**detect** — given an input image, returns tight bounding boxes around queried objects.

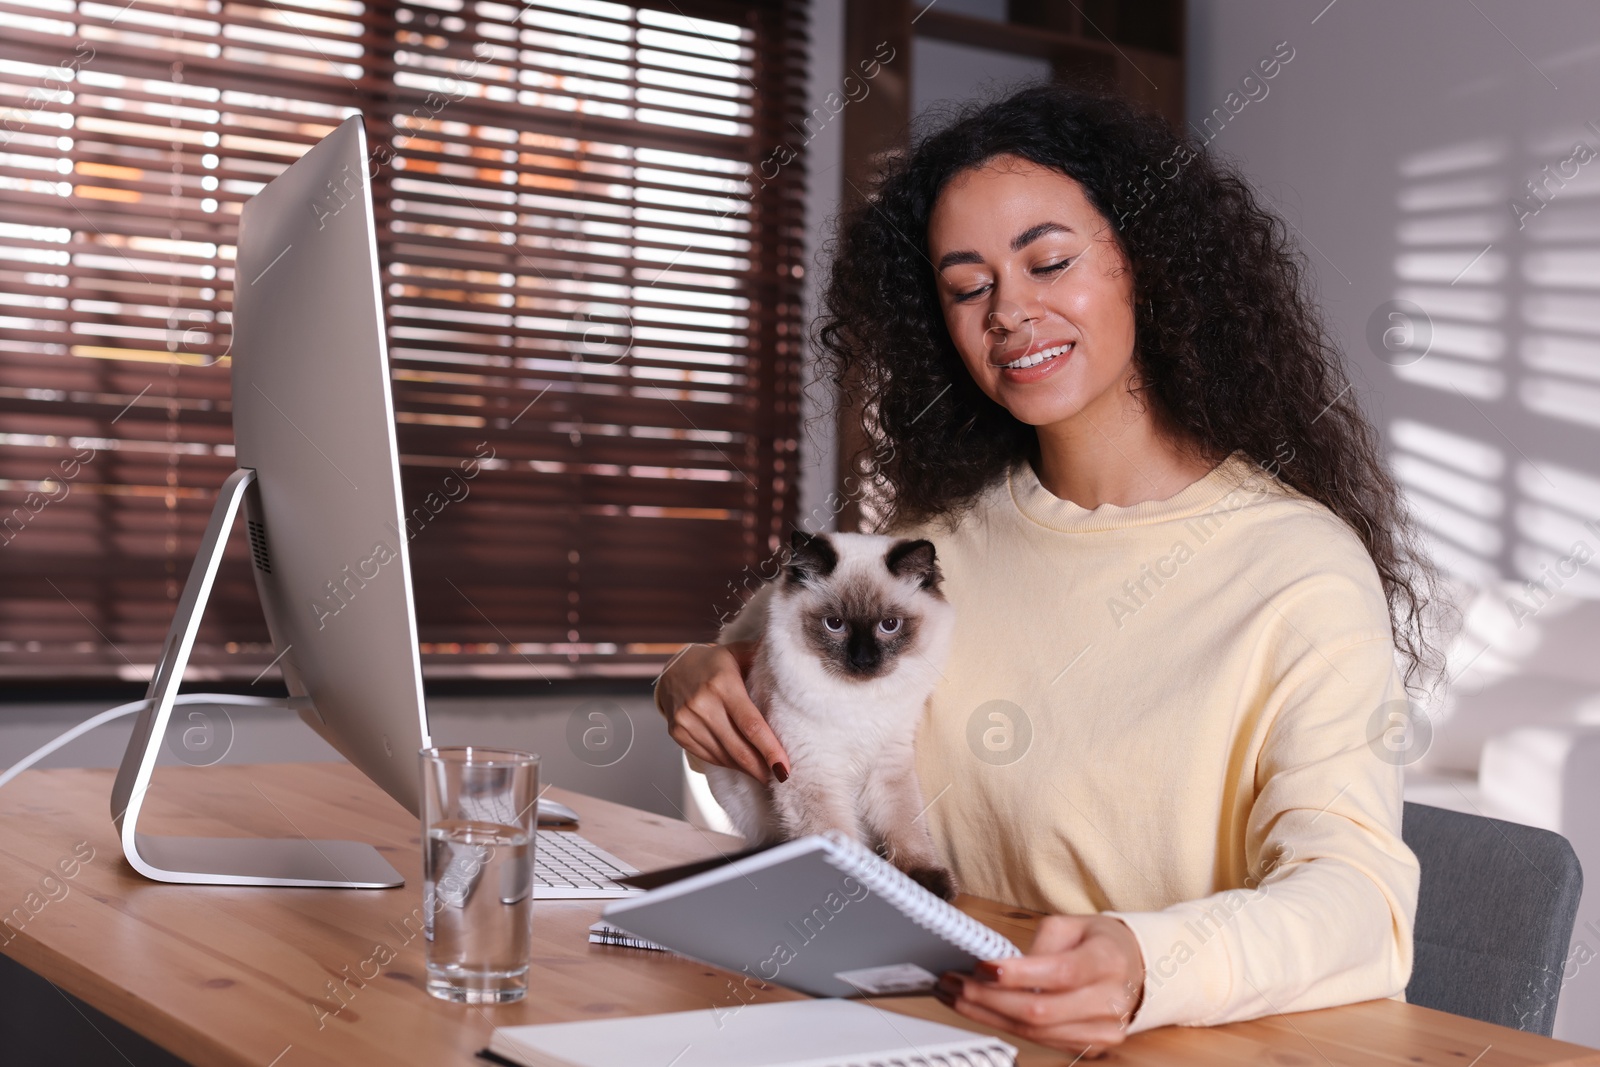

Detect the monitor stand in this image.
[109,467,404,888]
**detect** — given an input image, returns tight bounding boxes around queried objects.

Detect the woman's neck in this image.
[1031,402,1217,510]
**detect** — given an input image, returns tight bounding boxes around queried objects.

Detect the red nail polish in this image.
[772,762,789,783]
[974,960,1002,981]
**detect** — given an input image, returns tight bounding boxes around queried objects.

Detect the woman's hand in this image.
[654,641,791,783]
[935,915,1146,1056]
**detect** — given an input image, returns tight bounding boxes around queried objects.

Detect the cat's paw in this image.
[906,865,958,901]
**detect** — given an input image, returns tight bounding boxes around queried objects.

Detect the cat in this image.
[705,530,959,900]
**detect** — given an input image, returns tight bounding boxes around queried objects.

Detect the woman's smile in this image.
[993,339,1075,378]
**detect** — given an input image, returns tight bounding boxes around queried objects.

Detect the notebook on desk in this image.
[600,831,1021,998]
[482,998,1018,1067]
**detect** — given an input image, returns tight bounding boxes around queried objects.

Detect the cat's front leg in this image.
[860,762,958,900]
[769,772,865,845]
[703,764,781,846]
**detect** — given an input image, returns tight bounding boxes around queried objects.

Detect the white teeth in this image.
[1001,343,1072,370]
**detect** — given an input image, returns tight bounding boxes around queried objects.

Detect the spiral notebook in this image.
[600,831,1021,998]
[483,998,1017,1067]
[586,919,667,952]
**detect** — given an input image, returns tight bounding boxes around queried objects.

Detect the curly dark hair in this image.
[815,83,1438,685]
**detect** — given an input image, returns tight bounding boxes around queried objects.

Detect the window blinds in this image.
[0,0,808,680]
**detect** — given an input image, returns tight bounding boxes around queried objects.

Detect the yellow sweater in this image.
[895,453,1418,1032]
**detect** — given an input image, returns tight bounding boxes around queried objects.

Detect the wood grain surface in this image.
[0,762,1595,1067]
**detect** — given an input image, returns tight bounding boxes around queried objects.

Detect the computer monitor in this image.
[109,115,430,888]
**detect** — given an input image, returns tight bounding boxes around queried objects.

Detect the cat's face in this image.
[782,532,945,680]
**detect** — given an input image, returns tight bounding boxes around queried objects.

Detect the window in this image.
[0,0,808,681]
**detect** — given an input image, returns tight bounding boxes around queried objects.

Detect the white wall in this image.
[1189,0,1600,1044]
[1188,0,1600,599]
[0,694,684,817]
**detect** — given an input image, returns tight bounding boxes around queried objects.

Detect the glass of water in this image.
[420,746,540,1004]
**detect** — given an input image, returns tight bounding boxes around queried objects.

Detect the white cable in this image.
[0,693,287,790]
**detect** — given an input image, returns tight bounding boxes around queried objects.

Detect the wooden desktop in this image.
[1,761,1596,1067]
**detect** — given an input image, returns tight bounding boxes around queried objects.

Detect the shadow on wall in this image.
[1380,71,1600,1050]
[1384,126,1600,756]
[1381,133,1600,599]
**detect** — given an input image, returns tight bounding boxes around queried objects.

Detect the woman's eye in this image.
[823,616,845,633]
[878,618,901,634]
[950,262,1068,303]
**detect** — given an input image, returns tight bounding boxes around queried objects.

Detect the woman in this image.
[654,84,1434,1055]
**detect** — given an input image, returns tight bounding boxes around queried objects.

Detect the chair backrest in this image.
[1403,801,1583,1035]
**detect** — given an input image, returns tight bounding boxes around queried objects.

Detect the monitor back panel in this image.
[231,115,429,815]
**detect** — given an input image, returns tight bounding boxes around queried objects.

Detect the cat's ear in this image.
[885,538,943,593]
[785,530,839,587]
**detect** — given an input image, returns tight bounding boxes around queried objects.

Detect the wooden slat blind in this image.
[0,0,808,681]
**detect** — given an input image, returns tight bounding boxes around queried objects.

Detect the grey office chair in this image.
[1402,801,1583,1035]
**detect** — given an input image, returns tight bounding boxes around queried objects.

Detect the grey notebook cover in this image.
[600,832,1020,998]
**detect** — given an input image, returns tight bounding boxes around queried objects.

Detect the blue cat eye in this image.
[823,616,845,633]
[879,618,901,634]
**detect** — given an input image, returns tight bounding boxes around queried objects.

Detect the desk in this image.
[1,762,1596,1067]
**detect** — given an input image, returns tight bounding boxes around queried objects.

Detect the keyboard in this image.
[535,830,641,899]
[450,790,642,900]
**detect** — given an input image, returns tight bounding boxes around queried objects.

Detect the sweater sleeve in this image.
[1102,631,1420,1033]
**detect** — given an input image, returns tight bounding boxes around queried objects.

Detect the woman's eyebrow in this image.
[934,221,1075,272]
[1010,220,1073,250]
